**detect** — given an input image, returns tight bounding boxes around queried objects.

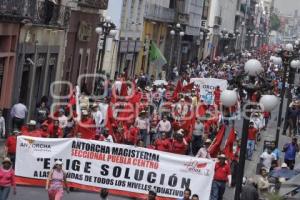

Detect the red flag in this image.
[182,82,194,92]
[172,80,183,101]
[120,82,128,97]
[208,125,226,158]
[129,91,142,104]
[223,127,236,160]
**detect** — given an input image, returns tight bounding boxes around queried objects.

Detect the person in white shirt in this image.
[91,103,103,134]
[196,139,212,159]
[0,109,5,138]
[11,102,27,130]
[192,118,204,155]
[99,99,108,126]
[135,111,150,145]
[100,129,114,143]
[58,109,68,130]
[260,148,275,172]
[156,115,171,139]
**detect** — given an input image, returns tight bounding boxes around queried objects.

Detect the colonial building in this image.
[1,0,71,122]
[62,0,108,94]
[117,0,144,78]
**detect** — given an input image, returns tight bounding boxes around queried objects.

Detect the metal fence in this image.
[0,0,70,27]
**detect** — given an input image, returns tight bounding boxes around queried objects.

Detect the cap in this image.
[2,157,12,165]
[28,120,37,126]
[205,139,212,143]
[92,103,98,108]
[281,163,288,168]
[218,154,226,159]
[55,160,63,165]
[13,129,21,134]
[82,110,88,115]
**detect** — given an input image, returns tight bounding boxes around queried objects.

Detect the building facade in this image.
[116,0,145,78]
[62,0,108,94]
[1,0,71,122]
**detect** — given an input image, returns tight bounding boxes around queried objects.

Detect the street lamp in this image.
[95,16,116,74]
[168,23,185,78]
[221,59,278,200]
[274,40,300,146]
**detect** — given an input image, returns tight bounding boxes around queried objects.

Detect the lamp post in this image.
[169,23,185,74]
[167,23,184,79]
[273,42,300,146]
[200,28,210,60]
[95,16,117,74]
[221,59,278,200]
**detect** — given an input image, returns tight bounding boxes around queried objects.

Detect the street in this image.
[3,104,299,200]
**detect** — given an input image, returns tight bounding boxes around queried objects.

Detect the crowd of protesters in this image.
[1,47,300,200]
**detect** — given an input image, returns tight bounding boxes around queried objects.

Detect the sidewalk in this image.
[223,108,300,199]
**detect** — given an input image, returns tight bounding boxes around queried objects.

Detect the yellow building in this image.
[135,20,168,78]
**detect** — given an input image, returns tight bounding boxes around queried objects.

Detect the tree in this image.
[270,14,281,31]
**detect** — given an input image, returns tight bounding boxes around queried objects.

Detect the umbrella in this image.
[269,169,299,179]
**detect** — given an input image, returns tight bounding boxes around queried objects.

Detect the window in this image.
[169,0,175,8]
[0,58,4,97]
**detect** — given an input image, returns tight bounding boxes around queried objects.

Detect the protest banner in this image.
[190,78,228,96]
[15,136,215,199]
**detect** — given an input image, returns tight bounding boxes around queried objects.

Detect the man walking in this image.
[283,137,299,170]
[210,154,231,200]
[11,101,27,130]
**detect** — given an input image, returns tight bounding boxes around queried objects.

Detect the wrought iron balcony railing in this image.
[0,0,71,28]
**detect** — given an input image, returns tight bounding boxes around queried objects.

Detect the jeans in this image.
[139,129,148,146]
[0,186,10,200]
[12,117,24,130]
[284,159,295,170]
[247,140,255,160]
[191,135,203,156]
[210,180,226,200]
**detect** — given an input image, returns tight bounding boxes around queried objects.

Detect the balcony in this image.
[77,0,108,9]
[0,0,71,28]
[144,3,175,23]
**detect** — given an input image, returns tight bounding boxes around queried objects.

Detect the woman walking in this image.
[46,160,69,200]
[0,157,16,200]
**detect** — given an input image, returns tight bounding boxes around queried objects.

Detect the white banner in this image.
[15,136,215,199]
[190,78,228,96]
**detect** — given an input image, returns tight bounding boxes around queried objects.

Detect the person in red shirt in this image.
[154,132,171,152]
[48,120,63,138]
[24,120,42,137]
[76,110,96,139]
[113,127,124,144]
[5,130,20,168]
[124,125,139,145]
[171,131,187,155]
[247,122,258,160]
[40,123,49,138]
[210,154,231,200]
[214,86,221,107]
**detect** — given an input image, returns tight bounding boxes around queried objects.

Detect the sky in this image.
[106,0,122,28]
[274,0,300,15]
[106,0,300,26]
